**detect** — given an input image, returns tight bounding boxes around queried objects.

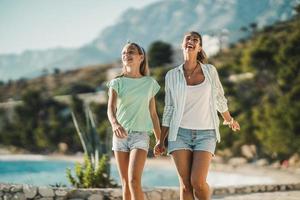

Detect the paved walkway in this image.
[213,191,300,200]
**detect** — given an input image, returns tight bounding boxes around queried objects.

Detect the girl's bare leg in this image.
[114,151,131,200]
[128,149,147,200]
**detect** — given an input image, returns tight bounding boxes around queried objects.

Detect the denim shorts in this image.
[168,127,217,155]
[112,130,150,152]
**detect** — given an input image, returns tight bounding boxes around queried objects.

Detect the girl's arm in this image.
[149,97,161,142]
[107,88,127,138]
[154,73,173,155]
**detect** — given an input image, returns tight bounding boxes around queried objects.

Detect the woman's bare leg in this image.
[171,150,194,200]
[128,149,147,200]
[190,151,212,200]
[114,151,131,200]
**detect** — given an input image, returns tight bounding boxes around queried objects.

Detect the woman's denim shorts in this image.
[112,130,150,152]
[168,127,217,155]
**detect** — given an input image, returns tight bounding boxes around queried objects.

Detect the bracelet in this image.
[223,117,234,126]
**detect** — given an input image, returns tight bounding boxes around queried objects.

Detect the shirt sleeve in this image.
[162,72,174,127]
[106,78,119,95]
[211,65,228,113]
[151,78,161,97]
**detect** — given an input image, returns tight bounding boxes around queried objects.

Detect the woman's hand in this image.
[112,122,128,138]
[154,140,166,157]
[231,120,240,131]
[223,118,240,132]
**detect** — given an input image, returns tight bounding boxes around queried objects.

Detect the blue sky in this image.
[0,0,160,54]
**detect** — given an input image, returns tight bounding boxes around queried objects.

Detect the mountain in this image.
[1,0,299,81]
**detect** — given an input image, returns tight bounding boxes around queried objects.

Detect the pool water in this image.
[0,160,274,187]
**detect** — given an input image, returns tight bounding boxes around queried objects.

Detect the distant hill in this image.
[0,63,114,102]
[0,0,299,81]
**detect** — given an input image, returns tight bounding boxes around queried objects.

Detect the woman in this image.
[107,42,161,200]
[154,31,240,200]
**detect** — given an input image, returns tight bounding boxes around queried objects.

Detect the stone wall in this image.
[1,182,300,200]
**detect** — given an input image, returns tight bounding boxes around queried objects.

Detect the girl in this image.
[107,42,161,200]
[154,31,240,200]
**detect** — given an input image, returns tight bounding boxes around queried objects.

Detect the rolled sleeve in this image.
[162,73,174,127]
[212,66,228,113]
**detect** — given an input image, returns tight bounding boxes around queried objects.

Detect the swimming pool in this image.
[0,157,274,187]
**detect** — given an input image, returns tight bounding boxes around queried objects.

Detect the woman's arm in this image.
[107,88,127,138]
[221,111,240,131]
[161,73,174,128]
[149,97,161,142]
[212,66,240,131]
[154,73,174,156]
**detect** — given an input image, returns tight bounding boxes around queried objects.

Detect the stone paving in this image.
[213,191,300,200]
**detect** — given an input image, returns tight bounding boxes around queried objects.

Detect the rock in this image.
[23,185,37,198]
[109,189,122,198]
[68,199,84,200]
[294,183,300,190]
[39,187,55,197]
[55,198,66,200]
[271,161,281,168]
[161,189,174,200]
[288,153,300,167]
[3,193,12,200]
[266,184,276,191]
[146,190,161,200]
[0,185,10,192]
[228,157,247,166]
[10,185,23,193]
[213,155,224,163]
[58,143,68,154]
[12,192,25,200]
[241,145,257,159]
[216,148,233,159]
[88,194,104,200]
[143,193,148,200]
[280,185,286,191]
[55,189,68,197]
[256,159,269,166]
[227,187,235,194]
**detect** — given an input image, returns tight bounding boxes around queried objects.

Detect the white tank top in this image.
[179,77,214,129]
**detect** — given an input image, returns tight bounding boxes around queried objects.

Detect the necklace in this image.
[184,63,198,79]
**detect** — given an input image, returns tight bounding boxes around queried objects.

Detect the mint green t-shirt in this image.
[107,76,160,133]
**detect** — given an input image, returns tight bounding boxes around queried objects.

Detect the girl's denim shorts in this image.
[112,130,150,152]
[168,127,217,155]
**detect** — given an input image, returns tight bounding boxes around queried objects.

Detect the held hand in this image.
[153,140,166,157]
[112,123,128,138]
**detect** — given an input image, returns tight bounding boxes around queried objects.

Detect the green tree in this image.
[148,41,173,67]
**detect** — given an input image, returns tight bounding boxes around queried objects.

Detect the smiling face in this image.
[182,32,202,55]
[121,44,144,68]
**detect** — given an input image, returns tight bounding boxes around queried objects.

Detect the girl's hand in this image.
[112,123,128,138]
[154,140,166,157]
